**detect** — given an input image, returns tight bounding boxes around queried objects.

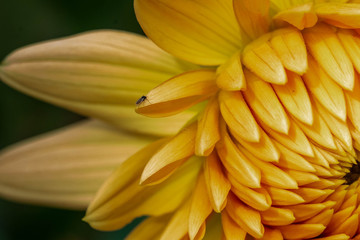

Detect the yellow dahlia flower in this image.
[2,0,360,239]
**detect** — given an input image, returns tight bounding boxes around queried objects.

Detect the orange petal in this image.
[285,203,328,222]
[266,186,305,206]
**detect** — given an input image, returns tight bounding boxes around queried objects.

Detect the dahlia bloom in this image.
[2,0,360,239]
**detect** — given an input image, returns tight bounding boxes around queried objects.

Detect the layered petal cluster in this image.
[3,0,360,240]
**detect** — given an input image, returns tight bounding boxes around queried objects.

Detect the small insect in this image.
[136,95,147,105]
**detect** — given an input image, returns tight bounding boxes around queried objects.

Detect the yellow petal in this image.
[273,2,318,30]
[219,90,261,142]
[266,186,305,205]
[259,228,283,240]
[221,211,247,240]
[0,30,196,135]
[242,36,287,85]
[304,209,334,226]
[285,203,327,222]
[272,71,313,125]
[303,55,346,121]
[294,103,336,150]
[228,174,272,211]
[195,96,220,156]
[239,146,298,189]
[278,224,326,239]
[0,120,150,210]
[274,141,316,172]
[338,29,360,74]
[233,0,270,39]
[234,127,280,162]
[284,169,320,186]
[226,193,264,238]
[217,125,261,188]
[291,188,334,203]
[262,119,314,157]
[160,200,191,240]
[126,215,171,240]
[303,24,354,91]
[270,27,308,74]
[261,207,295,226]
[345,72,360,133]
[316,2,360,28]
[84,144,201,231]
[315,100,352,151]
[136,69,218,117]
[141,123,197,185]
[331,213,359,237]
[134,0,244,65]
[204,152,231,213]
[216,52,246,91]
[189,173,213,240]
[243,70,289,134]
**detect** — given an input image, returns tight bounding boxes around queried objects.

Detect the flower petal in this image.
[0,30,196,136]
[216,52,246,91]
[233,0,270,39]
[243,70,289,134]
[140,123,197,185]
[226,193,264,238]
[261,207,295,226]
[242,35,287,85]
[126,215,171,240]
[316,2,360,29]
[303,24,354,91]
[217,124,261,188]
[219,90,261,142]
[134,0,245,65]
[195,96,221,156]
[278,224,326,239]
[303,55,346,121]
[272,71,313,125]
[0,120,149,210]
[270,27,308,74]
[204,152,231,213]
[136,69,218,117]
[84,148,202,231]
[189,173,213,240]
[273,2,318,30]
[221,211,247,240]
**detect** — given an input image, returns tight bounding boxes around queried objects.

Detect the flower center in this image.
[344,160,360,185]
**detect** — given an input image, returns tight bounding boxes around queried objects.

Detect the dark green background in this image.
[0,0,143,239]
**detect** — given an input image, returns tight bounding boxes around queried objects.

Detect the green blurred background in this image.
[0,0,143,239]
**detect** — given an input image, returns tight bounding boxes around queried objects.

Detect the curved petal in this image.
[0,30,196,136]
[0,120,152,210]
[134,0,245,65]
[84,141,202,231]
